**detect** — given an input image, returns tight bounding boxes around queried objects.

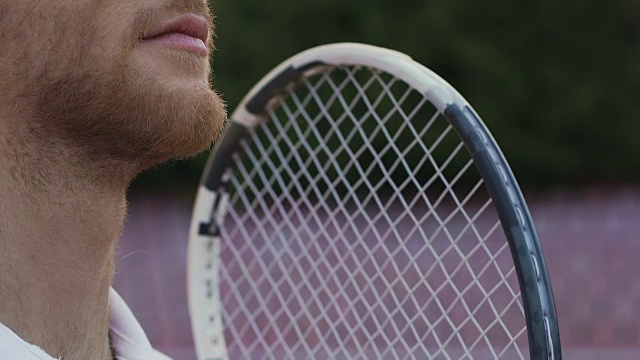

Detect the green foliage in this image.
[137,0,640,191]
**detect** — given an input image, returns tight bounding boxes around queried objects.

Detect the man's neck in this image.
[0,125,133,360]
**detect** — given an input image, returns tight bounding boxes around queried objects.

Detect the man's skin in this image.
[0,0,226,359]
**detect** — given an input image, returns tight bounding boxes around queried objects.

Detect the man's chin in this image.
[134,89,227,170]
[32,66,227,176]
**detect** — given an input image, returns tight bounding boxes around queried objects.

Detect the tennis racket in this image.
[188,43,561,360]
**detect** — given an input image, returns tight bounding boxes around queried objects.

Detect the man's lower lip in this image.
[142,32,208,56]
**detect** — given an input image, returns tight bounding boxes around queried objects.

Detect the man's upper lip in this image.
[141,14,209,43]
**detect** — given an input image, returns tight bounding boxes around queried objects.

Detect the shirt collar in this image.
[0,288,169,360]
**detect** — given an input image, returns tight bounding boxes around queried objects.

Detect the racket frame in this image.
[188,43,561,360]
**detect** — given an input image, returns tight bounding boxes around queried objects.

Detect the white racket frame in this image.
[187,43,560,360]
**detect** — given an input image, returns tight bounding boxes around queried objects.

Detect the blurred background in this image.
[115,0,640,358]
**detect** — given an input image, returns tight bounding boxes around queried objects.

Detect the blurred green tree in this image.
[132,0,640,193]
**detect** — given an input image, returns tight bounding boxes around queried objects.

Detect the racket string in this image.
[219,66,528,359]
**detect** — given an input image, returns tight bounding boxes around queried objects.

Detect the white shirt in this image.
[0,289,171,360]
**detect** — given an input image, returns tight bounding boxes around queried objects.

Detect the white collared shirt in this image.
[0,289,171,360]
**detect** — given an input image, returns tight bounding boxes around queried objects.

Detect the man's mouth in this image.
[140,14,210,56]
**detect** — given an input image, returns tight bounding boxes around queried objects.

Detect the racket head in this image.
[188,43,561,360]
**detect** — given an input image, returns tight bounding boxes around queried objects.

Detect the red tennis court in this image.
[114,187,640,359]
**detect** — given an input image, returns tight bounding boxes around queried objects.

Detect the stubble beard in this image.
[1,0,227,184]
[30,54,227,174]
